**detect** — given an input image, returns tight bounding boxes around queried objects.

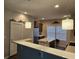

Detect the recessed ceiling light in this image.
[42,17,45,20]
[54,5,59,8]
[24,12,28,14]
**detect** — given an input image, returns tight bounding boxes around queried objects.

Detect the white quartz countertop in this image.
[66,46,75,53]
[13,38,75,59]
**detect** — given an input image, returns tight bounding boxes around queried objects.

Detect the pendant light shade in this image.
[62,18,73,30]
[25,22,31,28]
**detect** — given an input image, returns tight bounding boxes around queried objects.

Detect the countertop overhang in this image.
[13,38,75,59]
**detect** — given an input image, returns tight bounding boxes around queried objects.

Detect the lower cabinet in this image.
[17,44,66,59]
[17,44,41,59]
[43,52,66,59]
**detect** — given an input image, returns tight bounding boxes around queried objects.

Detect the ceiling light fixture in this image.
[25,22,31,28]
[54,5,59,8]
[24,12,28,14]
[42,17,45,20]
[62,15,73,30]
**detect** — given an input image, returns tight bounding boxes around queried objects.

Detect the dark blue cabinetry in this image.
[17,44,66,59]
[17,44,41,59]
[43,52,66,59]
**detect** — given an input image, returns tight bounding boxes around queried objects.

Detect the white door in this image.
[10,21,23,56]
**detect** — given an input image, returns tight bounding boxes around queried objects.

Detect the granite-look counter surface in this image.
[13,38,75,59]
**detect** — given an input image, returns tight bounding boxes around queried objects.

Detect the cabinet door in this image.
[17,44,41,59]
[43,52,66,59]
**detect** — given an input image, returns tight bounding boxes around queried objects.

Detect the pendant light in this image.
[62,15,73,30]
[25,22,31,28]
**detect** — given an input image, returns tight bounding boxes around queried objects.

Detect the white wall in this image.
[4,8,34,57]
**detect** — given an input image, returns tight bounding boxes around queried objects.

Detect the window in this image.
[47,25,67,42]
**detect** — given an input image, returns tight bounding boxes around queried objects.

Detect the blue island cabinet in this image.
[17,44,41,59]
[17,44,66,59]
[43,52,66,59]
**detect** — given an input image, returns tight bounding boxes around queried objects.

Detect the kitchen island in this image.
[13,38,75,59]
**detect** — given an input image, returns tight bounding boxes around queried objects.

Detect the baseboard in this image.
[4,56,9,59]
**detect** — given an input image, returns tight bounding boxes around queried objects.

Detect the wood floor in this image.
[8,54,17,59]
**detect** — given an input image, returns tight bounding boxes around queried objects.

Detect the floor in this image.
[9,54,17,59]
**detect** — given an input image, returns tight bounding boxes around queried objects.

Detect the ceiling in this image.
[4,0,75,19]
